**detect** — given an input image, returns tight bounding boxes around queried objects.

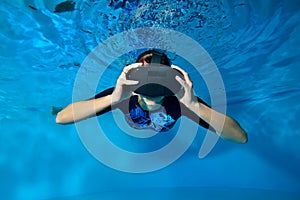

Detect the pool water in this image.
[0,0,300,199]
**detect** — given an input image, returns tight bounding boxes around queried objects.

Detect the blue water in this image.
[1,0,300,199]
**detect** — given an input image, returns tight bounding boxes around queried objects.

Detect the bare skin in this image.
[55,63,140,124]
[56,62,248,143]
[172,65,247,143]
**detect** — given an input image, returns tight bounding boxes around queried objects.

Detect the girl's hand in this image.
[111,63,142,104]
[172,65,198,108]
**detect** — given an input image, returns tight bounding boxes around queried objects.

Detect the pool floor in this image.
[51,187,300,200]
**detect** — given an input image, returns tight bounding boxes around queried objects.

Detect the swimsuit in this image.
[125,99,176,132]
[94,87,211,132]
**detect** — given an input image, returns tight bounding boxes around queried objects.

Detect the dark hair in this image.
[136,50,171,66]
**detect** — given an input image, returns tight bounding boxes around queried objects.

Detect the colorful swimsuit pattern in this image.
[94,88,211,132]
[125,105,175,132]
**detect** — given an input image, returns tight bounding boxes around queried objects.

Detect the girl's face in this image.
[138,95,164,110]
[136,53,165,110]
[141,95,164,104]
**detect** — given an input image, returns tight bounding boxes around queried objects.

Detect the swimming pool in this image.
[0,0,300,199]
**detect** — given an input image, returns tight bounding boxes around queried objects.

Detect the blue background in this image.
[0,0,300,199]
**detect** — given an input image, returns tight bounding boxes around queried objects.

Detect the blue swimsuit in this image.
[125,103,176,132]
[94,87,211,132]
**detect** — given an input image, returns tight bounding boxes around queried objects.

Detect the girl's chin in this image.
[142,96,163,104]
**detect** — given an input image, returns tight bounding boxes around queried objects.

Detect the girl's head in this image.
[131,50,179,101]
[136,50,171,66]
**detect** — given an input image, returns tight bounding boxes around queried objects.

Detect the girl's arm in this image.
[172,65,248,143]
[56,63,141,124]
